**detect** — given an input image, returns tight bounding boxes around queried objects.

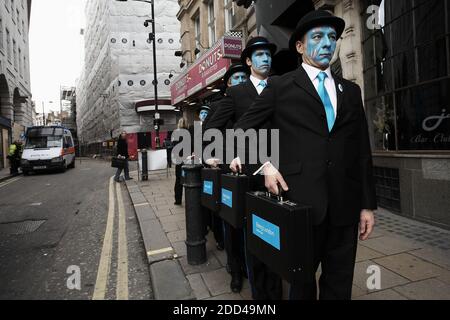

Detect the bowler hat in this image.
[240,36,277,65]
[289,10,345,53]
[223,62,249,85]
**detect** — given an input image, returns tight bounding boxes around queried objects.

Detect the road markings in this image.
[92,177,115,300]
[29,202,42,206]
[116,182,129,300]
[0,177,21,189]
[147,246,173,256]
[133,202,148,207]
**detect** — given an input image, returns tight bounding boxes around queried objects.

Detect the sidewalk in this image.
[125,169,450,300]
[0,168,19,183]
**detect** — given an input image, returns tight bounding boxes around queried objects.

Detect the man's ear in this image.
[296,40,304,55]
[246,57,252,67]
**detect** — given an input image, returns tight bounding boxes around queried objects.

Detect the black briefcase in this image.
[111,157,126,168]
[219,173,249,229]
[246,191,314,284]
[201,167,222,212]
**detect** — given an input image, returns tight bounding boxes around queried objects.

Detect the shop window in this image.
[417,38,448,82]
[362,0,450,152]
[396,79,450,150]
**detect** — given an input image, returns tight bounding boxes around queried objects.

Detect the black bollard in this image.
[183,163,207,265]
[142,149,148,181]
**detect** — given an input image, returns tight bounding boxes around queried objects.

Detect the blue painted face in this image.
[249,49,272,77]
[302,26,337,69]
[229,71,248,86]
[199,110,209,122]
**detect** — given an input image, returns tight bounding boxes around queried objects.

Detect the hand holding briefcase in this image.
[246,191,314,284]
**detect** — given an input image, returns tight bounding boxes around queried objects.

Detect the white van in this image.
[21,126,76,174]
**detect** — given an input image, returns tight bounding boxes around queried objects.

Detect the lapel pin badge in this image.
[338,84,344,92]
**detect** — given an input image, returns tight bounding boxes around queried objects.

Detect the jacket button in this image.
[327,160,332,166]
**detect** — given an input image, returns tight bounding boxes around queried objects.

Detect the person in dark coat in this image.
[234,10,377,300]
[205,38,282,299]
[114,131,132,182]
[173,118,187,205]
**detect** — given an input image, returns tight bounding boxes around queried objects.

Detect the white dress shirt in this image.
[250,75,268,95]
[302,63,337,119]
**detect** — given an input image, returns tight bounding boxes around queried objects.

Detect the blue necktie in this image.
[317,72,335,132]
[259,80,267,89]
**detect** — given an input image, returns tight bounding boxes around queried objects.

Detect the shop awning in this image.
[170,36,243,105]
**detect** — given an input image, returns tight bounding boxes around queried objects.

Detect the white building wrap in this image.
[77,0,180,145]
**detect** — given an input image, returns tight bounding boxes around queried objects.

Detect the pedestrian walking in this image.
[114,131,132,182]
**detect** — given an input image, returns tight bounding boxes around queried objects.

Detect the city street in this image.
[0,159,152,300]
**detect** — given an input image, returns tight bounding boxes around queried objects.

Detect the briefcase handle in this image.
[265,183,285,203]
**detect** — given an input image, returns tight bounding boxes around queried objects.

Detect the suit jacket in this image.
[204,80,268,174]
[234,66,377,226]
[116,138,129,159]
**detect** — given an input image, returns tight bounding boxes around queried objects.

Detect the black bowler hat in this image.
[289,10,345,53]
[223,62,249,85]
[240,36,277,65]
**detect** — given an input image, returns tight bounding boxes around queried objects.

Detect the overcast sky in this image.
[29,0,86,113]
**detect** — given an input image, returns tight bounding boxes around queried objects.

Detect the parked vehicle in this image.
[21,126,76,174]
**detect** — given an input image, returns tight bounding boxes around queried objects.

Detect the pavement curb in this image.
[0,173,21,183]
[124,179,195,300]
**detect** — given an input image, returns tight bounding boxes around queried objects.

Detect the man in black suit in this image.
[205,37,283,299]
[234,10,377,300]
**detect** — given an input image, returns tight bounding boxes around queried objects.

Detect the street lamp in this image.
[116,0,161,148]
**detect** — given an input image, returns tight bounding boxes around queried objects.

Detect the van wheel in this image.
[68,159,75,169]
[23,170,29,176]
[60,161,67,173]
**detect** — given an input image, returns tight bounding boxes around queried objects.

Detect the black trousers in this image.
[224,221,246,275]
[289,214,359,300]
[174,164,183,203]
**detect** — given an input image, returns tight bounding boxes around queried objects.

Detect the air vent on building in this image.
[133,40,136,47]
[168,38,174,44]
[122,38,127,44]
[140,80,146,86]
[111,38,116,43]
[118,80,121,86]
[128,80,134,86]
[158,38,163,44]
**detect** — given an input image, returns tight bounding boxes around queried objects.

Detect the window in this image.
[23,56,26,78]
[224,0,234,32]
[13,39,17,69]
[18,47,22,77]
[22,20,25,37]
[6,29,11,62]
[11,0,15,23]
[207,0,216,47]
[194,14,201,58]
[16,9,20,30]
[361,0,450,151]
[0,14,3,51]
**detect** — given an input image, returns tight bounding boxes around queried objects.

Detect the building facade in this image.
[0,0,32,169]
[173,0,450,228]
[76,0,181,159]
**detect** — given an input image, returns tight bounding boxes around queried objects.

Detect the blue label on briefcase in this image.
[181,170,185,177]
[203,180,213,195]
[252,214,281,250]
[221,188,233,208]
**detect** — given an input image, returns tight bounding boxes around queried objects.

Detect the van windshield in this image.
[25,136,62,149]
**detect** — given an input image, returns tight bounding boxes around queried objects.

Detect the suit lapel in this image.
[333,73,344,117]
[244,79,258,99]
[293,66,323,108]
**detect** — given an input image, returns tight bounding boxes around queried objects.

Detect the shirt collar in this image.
[302,63,333,82]
[250,75,268,88]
